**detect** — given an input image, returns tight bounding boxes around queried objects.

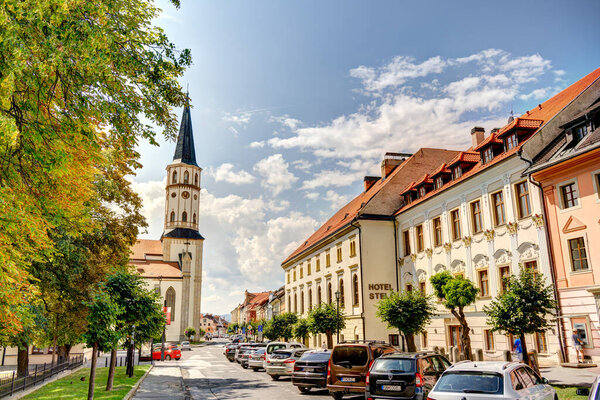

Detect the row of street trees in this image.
[376,267,555,365]
[0,0,192,399]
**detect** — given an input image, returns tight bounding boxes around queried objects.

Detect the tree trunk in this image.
[129,342,135,377]
[106,348,117,391]
[454,308,472,360]
[65,344,72,358]
[51,318,58,365]
[520,333,529,365]
[326,331,333,349]
[405,333,417,352]
[16,347,29,378]
[88,342,98,400]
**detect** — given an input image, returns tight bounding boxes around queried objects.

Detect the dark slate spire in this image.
[173,100,198,167]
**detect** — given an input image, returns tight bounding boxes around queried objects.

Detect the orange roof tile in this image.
[430,163,451,177]
[473,133,503,151]
[447,151,479,167]
[130,239,162,260]
[131,260,181,279]
[496,118,543,138]
[400,181,417,195]
[414,174,433,187]
[396,67,600,215]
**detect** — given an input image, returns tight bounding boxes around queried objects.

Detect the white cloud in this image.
[270,115,301,130]
[249,141,265,148]
[305,192,320,200]
[130,178,166,238]
[207,163,256,185]
[228,126,239,137]
[519,88,550,101]
[324,190,349,210]
[292,159,313,171]
[253,154,298,195]
[223,111,252,126]
[301,170,364,190]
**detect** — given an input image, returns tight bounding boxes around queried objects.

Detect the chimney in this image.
[380,152,411,179]
[364,176,380,192]
[471,126,485,147]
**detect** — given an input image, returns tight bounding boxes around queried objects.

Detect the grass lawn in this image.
[21,365,150,400]
[553,386,587,400]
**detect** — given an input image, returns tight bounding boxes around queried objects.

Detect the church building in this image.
[130,101,205,341]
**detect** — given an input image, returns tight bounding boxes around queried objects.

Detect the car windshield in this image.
[271,351,292,359]
[436,372,503,394]
[372,358,415,373]
[332,346,368,366]
[268,344,287,353]
[299,351,331,362]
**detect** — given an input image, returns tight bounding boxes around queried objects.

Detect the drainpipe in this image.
[350,218,367,342]
[393,219,400,292]
[518,148,568,363]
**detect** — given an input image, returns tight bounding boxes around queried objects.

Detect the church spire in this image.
[173,98,198,167]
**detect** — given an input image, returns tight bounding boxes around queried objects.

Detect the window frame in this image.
[491,190,506,226]
[403,230,411,256]
[499,265,510,293]
[350,240,357,257]
[336,245,343,263]
[482,147,494,164]
[432,217,443,247]
[453,166,462,180]
[419,281,426,294]
[559,181,579,209]
[535,331,548,353]
[352,274,359,306]
[435,176,443,189]
[450,209,461,241]
[505,133,518,150]
[415,224,424,252]
[484,329,495,351]
[568,237,589,271]
[478,269,489,298]
[515,181,532,219]
[316,258,321,272]
[470,200,483,234]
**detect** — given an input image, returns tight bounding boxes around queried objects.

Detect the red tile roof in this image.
[496,118,543,138]
[473,133,503,151]
[130,239,163,260]
[414,174,433,187]
[131,260,182,279]
[395,67,600,215]
[400,181,417,195]
[447,151,479,166]
[430,163,451,177]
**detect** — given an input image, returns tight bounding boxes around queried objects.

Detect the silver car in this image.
[265,348,307,380]
[180,341,191,351]
[248,348,267,371]
[430,361,556,400]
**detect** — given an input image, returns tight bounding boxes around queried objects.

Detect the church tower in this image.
[162,100,204,340]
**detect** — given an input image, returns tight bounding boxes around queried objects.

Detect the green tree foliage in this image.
[6,303,48,377]
[430,271,478,360]
[484,267,555,365]
[308,303,345,349]
[268,313,298,342]
[376,290,436,352]
[293,318,311,344]
[228,323,239,334]
[262,320,277,341]
[184,327,196,340]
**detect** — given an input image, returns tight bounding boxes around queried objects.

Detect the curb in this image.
[123,364,154,400]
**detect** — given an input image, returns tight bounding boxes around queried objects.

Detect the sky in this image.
[132,0,600,315]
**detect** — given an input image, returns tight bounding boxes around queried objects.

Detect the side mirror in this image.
[515,383,524,391]
[576,388,590,396]
[541,377,549,385]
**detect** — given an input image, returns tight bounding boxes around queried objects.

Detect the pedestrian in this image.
[572,329,584,363]
[321,341,327,350]
[512,337,523,362]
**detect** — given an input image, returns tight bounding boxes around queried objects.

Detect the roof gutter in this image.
[518,148,568,363]
[350,217,366,342]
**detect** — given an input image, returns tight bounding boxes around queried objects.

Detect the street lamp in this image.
[334,290,341,344]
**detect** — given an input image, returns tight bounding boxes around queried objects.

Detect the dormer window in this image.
[419,187,426,197]
[404,194,411,204]
[505,133,518,150]
[574,123,589,141]
[482,147,494,164]
[453,166,462,180]
[435,177,443,189]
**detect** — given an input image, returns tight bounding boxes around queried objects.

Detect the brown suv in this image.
[327,341,396,399]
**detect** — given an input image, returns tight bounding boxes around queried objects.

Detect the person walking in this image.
[573,329,585,363]
[321,341,327,350]
[512,337,523,362]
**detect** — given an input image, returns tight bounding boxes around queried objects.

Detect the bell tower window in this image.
[193,213,197,224]
[172,171,177,183]
[184,171,189,184]
[182,211,187,222]
[170,211,175,222]
[194,173,199,186]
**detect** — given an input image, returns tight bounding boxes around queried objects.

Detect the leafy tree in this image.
[308,303,345,349]
[262,320,278,341]
[376,290,436,352]
[184,327,197,341]
[484,267,555,366]
[5,303,48,377]
[228,323,239,334]
[430,271,478,360]
[293,318,311,344]
[198,327,206,338]
[83,290,121,400]
[269,313,298,342]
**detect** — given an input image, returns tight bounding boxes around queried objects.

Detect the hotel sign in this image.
[368,283,393,300]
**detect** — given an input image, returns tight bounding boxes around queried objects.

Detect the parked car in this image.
[266,341,305,357]
[235,343,267,363]
[576,375,600,399]
[429,361,556,400]
[149,344,181,361]
[365,351,451,400]
[265,348,307,380]
[292,349,331,393]
[239,347,258,368]
[180,341,191,351]
[225,343,241,362]
[327,341,396,399]
[248,348,267,371]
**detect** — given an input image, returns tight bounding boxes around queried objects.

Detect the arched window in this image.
[170,211,175,222]
[172,171,177,184]
[317,286,322,304]
[294,294,298,313]
[194,173,199,186]
[182,211,187,222]
[308,289,313,311]
[165,287,176,322]
[339,279,345,307]
[193,213,197,224]
[288,295,291,312]
[300,291,304,314]
[353,274,359,306]
[184,171,189,184]
[327,282,332,304]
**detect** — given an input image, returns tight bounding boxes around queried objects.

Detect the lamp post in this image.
[334,290,341,344]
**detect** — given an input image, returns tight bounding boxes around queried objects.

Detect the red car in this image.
[150,345,181,361]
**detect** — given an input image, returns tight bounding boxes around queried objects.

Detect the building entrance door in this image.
[449,325,462,351]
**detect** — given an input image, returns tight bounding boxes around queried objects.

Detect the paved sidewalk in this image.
[132,362,188,399]
[541,365,600,387]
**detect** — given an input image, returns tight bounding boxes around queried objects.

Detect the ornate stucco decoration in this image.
[532,213,545,228]
[493,248,512,266]
[462,236,472,247]
[507,221,518,235]
[450,259,465,274]
[425,248,433,258]
[472,253,489,270]
[410,253,417,262]
[398,257,405,267]
[443,242,452,253]
[484,229,495,241]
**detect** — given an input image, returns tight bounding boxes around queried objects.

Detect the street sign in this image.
[258,325,263,332]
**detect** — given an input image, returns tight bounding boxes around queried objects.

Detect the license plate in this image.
[272,362,282,366]
[382,385,403,391]
[340,377,356,382]
[303,367,313,372]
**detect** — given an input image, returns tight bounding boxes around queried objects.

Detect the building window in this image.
[170,211,175,222]
[353,275,359,306]
[327,282,332,304]
[339,279,345,307]
[506,133,518,150]
[478,269,489,297]
[596,173,600,199]
[326,252,331,267]
[350,240,357,257]
[419,281,426,294]
[406,284,413,292]
[574,124,589,141]
[300,291,304,314]
[336,246,342,262]
[287,273,290,284]
[483,147,494,164]
[308,289,312,311]
[294,294,297,313]
[193,213,197,224]
[450,209,461,241]
[184,171,189,184]
[293,269,297,281]
[307,263,311,275]
[471,200,483,234]
[499,266,510,293]
[524,260,538,279]
[403,230,411,256]
[569,237,589,271]
[300,266,303,279]
[415,225,424,252]
[172,171,177,183]
[453,166,462,180]
[561,183,578,209]
[422,331,428,348]
[182,211,187,222]
[433,217,442,247]
[535,331,548,353]
[515,182,531,219]
[491,191,506,226]
[165,287,176,322]
[194,173,199,186]
[484,330,495,351]
[317,286,322,304]
[316,258,321,272]
[419,186,426,198]
[435,176,443,189]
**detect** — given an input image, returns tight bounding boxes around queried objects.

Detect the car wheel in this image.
[242,363,248,369]
[228,358,234,362]
[330,392,343,400]
[252,367,259,372]
[271,375,280,381]
[298,386,311,393]
[165,355,171,361]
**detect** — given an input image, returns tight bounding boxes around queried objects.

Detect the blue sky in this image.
[132,0,600,315]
